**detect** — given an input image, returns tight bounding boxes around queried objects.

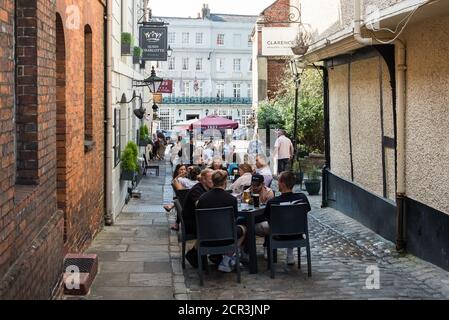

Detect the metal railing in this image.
[161,96,252,105]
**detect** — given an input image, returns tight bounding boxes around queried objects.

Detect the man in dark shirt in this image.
[196,170,246,273]
[256,171,311,266]
[182,169,214,236]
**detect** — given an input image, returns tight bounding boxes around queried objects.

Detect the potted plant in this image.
[139,124,151,146]
[121,32,132,55]
[292,159,304,187]
[133,46,142,64]
[304,166,321,196]
[120,141,138,181]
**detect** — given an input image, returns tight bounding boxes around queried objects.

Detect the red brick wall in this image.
[55,0,105,253]
[0,0,64,300]
[0,0,105,299]
[258,0,290,101]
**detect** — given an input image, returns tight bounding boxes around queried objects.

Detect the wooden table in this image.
[238,205,265,274]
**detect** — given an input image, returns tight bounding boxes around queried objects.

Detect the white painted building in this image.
[153,4,257,132]
[106,0,152,223]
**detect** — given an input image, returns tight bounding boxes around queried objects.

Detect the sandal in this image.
[170,223,179,231]
[163,204,174,212]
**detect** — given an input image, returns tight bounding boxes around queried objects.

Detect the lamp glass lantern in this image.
[144,66,164,94]
[289,58,307,80]
[167,45,173,58]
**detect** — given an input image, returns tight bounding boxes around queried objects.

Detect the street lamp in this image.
[167,45,173,58]
[289,58,307,158]
[143,66,164,94]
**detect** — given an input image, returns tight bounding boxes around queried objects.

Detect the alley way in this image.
[72,162,449,300]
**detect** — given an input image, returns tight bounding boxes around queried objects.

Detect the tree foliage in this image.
[257,67,324,153]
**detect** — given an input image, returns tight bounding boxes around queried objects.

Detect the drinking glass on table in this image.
[242,190,251,209]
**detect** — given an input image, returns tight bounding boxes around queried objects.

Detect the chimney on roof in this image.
[201,3,211,19]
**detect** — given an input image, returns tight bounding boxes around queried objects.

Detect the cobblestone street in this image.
[80,162,449,300]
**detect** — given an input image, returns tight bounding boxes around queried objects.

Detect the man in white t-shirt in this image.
[274,130,293,174]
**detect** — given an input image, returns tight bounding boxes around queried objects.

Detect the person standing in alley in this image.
[274,129,294,174]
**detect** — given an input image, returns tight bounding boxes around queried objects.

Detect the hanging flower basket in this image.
[291,44,309,56]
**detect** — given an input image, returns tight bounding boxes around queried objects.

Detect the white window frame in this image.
[182,32,189,45]
[216,58,225,72]
[233,58,241,72]
[168,32,176,44]
[182,81,190,97]
[194,81,203,97]
[196,58,203,71]
[217,33,225,46]
[182,57,189,71]
[247,84,252,98]
[233,83,241,99]
[159,109,174,131]
[168,57,175,70]
[195,32,203,45]
[216,83,225,98]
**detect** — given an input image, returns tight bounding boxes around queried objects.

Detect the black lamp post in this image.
[289,58,307,158]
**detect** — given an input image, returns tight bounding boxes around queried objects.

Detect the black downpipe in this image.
[321,63,330,208]
[103,4,112,226]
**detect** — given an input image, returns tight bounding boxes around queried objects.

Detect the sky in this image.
[150,0,276,18]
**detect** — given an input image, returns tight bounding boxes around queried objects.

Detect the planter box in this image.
[121,170,135,181]
[139,139,149,147]
[140,61,146,69]
[121,43,131,55]
[305,180,321,196]
[133,55,141,64]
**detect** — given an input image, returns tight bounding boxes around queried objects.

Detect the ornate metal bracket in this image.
[259,4,302,24]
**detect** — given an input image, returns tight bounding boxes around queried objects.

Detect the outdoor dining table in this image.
[238,204,266,274]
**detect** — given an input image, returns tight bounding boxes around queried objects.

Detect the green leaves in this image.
[121,32,133,45]
[257,67,324,153]
[121,141,139,172]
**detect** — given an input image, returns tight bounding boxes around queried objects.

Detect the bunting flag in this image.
[193,77,199,92]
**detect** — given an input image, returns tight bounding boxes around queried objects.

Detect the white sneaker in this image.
[218,256,233,273]
[287,248,295,266]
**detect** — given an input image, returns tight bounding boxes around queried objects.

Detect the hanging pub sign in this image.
[157,80,173,94]
[140,26,168,61]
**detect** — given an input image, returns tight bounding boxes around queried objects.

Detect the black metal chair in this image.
[195,207,241,286]
[174,189,189,208]
[174,199,196,269]
[267,203,312,279]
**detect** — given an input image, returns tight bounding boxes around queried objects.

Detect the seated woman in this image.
[255,154,273,187]
[230,164,253,195]
[209,157,226,171]
[164,165,200,231]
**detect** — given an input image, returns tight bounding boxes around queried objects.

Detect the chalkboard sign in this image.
[140,26,168,61]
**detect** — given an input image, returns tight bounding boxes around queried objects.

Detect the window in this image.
[216,83,225,98]
[196,58,202,71]
[84,25,93,145]
[240,109,252,127]
[194,81,203,97]
[182,57,189,70]
[233,83,241,98]
[217,33,225,46]
[233,34,241,47]
[182,81,190,97]
[247,84,252,99]
[168,32,176,44]
[217,109,232,120]
[159,109,173,131]
[168,57,175,70]
[216,58,225,72]
[195,32,203,45]
[170,81,176,98]
[182,32,189,45]
[233,58,241,72]
[248,59,253,72]
[248,35,252,47]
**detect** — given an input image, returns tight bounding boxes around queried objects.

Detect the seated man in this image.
[183,169,214,268]
[244,174,275,205]
[196,170,247,273]
[255,171,311,265]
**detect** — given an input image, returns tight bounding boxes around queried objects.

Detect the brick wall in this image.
[55,0,105,254]
[0,0,105,299]
[258,0,289,101]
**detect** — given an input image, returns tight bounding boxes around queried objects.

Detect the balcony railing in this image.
[161,96,252,105]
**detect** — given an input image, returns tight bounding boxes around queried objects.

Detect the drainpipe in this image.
[353,0,407,250]
[104,0,114,225]
[353,0,373,46]
[395,40,407,251]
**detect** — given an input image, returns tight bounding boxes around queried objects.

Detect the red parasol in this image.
[190,115,239,130]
